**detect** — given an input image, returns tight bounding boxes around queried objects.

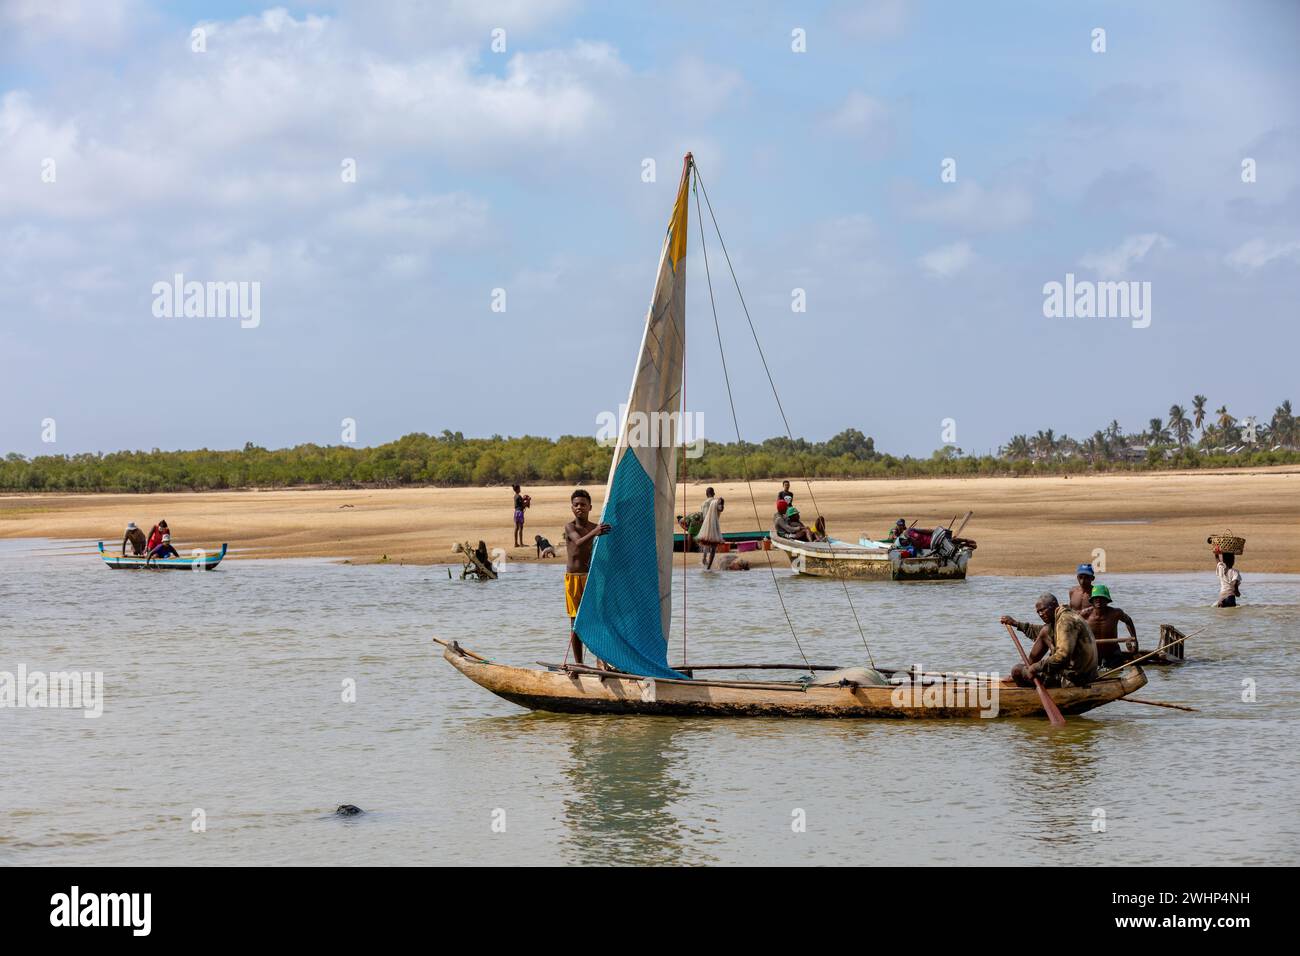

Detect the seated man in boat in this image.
[122,522,147,556]
[1000,593,1099,688]
[145,533,180,566]
[886,518,907,542]
[1068,563,1096,611]
[1080,584,1138,665]
[565,488,610,666]
[773,500,814,542]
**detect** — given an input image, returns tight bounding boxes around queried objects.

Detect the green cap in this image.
[1090,583,1112,602]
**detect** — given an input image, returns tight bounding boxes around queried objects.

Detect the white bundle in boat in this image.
[810,667,891,687]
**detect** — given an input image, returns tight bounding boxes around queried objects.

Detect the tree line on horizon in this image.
[1,400,1296,494]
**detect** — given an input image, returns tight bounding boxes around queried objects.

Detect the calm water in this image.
[2,537,1297,866]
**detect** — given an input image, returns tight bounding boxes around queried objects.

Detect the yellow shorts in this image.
[565,572,587,618]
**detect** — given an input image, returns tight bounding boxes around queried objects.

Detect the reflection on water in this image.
[1,537,1297,865]
[556,717,690,865]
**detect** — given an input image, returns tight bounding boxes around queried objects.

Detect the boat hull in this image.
[98,541,227,571]
[440,643,1145,719]
[770,537,970,581]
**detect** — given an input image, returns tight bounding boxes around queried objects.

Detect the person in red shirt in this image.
[147,520,169,552]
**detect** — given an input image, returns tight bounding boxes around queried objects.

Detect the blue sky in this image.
[2,0,1298,457]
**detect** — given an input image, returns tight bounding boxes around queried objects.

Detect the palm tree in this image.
[1272,400,1296,447]
[1031,429,1057,459]
[1004,434,1031,459]
[1216,405,1234,430]
[1147,417,1170,445]
[1193,395,1208,437]
[1168,405,1191,447]
[1105,419,1124,445]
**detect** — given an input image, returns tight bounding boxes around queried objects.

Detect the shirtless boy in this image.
[1080,584,1138,665]
[564,489,610,665]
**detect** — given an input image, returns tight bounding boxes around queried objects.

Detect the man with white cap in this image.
[146,533,180,567]
[122,522,147,556]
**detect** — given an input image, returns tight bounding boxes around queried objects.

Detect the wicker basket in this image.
[1207,530,1246,554]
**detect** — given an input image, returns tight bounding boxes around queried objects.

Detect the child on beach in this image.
[511,485,528,548]
[564,489,610,665]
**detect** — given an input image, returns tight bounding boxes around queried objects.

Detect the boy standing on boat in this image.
[1068,563,1096,611]
[564,489,610,665]
[1080,584,1138,665]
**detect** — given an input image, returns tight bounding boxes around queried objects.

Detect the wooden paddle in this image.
[1004,622,1066,727]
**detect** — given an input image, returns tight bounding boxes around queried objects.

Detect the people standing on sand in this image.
[1068,564,1096,611]
[1081,584,1138,665]
[564,489,610,665]
[1214,551,1242,607]
[777,481,794,507]
[1000,593,1098,688]
[511,484,529,548]
[697,487,725,569]
[122,522,147,556]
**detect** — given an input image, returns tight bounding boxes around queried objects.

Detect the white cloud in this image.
[1224,238,1300,274]
[329,193,490,246]
[1079,233,1169,278]
[909,180,1032,232]
[828,91,890,136]
[918,241,974,279]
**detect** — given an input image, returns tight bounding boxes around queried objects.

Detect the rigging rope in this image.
[693,164,876,670]
[691,167,813,675]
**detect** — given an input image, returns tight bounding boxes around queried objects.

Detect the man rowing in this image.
[1000,593,1099,688]
[1068,563,1095,611]
[1080,584,1138,666]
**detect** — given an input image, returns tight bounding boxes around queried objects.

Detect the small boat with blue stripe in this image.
[98,541,228,570]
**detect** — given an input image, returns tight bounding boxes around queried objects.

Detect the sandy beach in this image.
[2,468,1296,574]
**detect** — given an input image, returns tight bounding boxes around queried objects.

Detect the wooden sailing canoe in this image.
[437,639,1147,719]
[98,541,227,570]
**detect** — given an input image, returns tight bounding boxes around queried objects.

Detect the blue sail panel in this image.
[573,452,685,680]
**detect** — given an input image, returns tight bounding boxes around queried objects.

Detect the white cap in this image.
[127,522,137,530]
[162,534,171,542]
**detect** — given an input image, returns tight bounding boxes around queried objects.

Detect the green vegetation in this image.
[2,401,1296,493]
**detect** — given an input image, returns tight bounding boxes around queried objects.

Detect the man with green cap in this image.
[1081,583,1138,666]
